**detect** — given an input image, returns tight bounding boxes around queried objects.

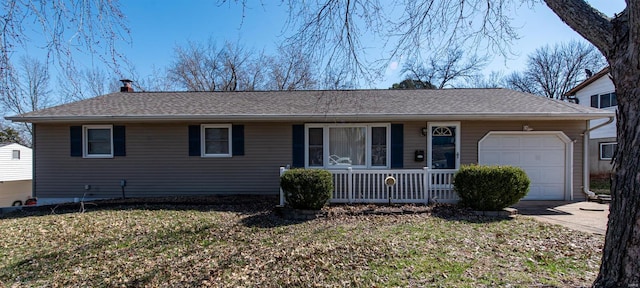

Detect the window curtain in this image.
[329,127,365,165]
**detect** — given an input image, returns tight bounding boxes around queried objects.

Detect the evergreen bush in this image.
[280,169,333,210]
[453,165,530,211]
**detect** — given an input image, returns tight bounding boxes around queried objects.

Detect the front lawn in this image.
[0,199,603,287]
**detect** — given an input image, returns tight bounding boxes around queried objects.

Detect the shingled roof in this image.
[5,89,613,123]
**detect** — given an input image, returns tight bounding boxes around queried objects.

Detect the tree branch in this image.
[543,0,614,56]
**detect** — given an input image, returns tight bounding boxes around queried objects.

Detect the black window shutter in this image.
[188,125,201,156]
[391,124,404,168]
[70,126,82,157]
[113,126,126,156]
[292,125,305,168]
[232,125,244,156]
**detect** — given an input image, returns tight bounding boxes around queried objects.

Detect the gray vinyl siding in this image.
[33,123,292,199]
[33,120,587,201]
[402,122,428,169]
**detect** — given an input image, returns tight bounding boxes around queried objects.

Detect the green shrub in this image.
[453,165,530,211]
[280,169,333,210]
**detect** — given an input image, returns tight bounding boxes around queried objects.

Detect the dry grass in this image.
[0,198,603,287]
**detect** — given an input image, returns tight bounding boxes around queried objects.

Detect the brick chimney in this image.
[120,79,134,92]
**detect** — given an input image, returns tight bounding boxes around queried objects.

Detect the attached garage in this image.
[478,131,573,200]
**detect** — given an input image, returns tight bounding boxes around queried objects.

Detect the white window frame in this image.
[427,122,461,170]
[600,142,617,160]
[201,124,232,157]
[11,150,20,160]
[304,123,391,169]
[590,92,617,109]
[83,125,113,158]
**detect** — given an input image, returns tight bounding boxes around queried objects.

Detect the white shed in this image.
[0,143,33,206]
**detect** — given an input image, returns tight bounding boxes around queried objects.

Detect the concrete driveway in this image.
[511,201,609,235]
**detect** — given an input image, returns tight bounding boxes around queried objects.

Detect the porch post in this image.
[423,167,430,204]
[279,167,286,206]
[348,167,353,203]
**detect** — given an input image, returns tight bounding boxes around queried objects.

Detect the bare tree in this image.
[218,42,252,91]
[402,48,489,89]
[281,1,388,86]
[168,40,318,91]
[134,65,177,92]
[167,40,259,91]
[464,71,505,89]
[238,51,266,91]
[503,71,542,95]
[542,2,640,284]
[225,0,640,284]
[505,40,606,98]
[2,56,53,142]
[0,0,130,101]
[167,40,221,91]
[319,67,356,90]
[265,45,316,90]
[58,67,119,102]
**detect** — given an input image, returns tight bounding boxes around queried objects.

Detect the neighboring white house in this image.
[565,67,617,176]
[0,143,33,206]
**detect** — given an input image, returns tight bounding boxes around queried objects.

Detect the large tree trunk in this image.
[596,71,640,286]
[544,1,640,286]
[594,8,640,286]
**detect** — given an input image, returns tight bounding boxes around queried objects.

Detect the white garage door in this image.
[479,133,568,200]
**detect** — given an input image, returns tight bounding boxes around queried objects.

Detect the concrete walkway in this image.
[511,201,609,235]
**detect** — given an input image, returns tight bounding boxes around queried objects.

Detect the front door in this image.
[427,122,460,170]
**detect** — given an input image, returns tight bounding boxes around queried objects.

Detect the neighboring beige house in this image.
[6,86,613,204]
[0,143,33,206]
[565,67,617,177]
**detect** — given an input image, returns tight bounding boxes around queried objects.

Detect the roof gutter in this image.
[5,112,615,123]
[582,116,615,199]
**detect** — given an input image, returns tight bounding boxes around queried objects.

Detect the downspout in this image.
[582,116,615,199]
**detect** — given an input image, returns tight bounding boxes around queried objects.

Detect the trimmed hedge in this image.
[280,169,333,210]
[453,165,530,211]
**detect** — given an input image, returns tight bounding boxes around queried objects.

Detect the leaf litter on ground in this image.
[0,196,603,287]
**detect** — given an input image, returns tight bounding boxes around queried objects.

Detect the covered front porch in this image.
[279,167,459,205]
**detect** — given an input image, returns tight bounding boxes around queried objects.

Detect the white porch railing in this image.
[279,167,459,205]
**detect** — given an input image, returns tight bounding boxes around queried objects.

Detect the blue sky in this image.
[40,1,630,89]
[116,1,625,89]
